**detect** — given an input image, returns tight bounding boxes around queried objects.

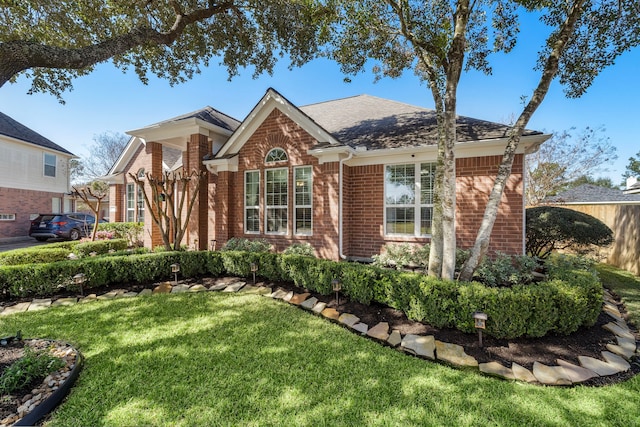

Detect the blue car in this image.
[29,213,102,241]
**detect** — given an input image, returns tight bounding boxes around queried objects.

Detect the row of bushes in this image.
[0,250,602,339]
[0,239,130,266]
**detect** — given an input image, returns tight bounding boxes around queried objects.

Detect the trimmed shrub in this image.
[0,248,72,266]
[73,239,129,257]
[220,237,272,252]
[0,250,602,339]
[473,252,538,287]
[282,243,315,257]
[526,206,613,259]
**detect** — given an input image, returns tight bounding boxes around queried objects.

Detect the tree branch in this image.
[0,1,237,87]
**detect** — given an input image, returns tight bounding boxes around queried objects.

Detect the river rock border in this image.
[0,339,82,427]
[1,278,638,387]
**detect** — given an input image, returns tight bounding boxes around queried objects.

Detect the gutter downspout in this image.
[339,152,353,259]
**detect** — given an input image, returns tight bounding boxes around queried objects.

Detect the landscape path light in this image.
[473,311,488,347]
[171,263,180,286]
[251,262,258,285]
[73,273,86,296]
[332,279,342,306]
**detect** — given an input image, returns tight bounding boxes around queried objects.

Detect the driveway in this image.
[0,237,49,252]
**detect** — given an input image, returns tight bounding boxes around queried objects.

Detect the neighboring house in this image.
[104,88,549,260]
[0,112,75,239]
[544,184,640,275]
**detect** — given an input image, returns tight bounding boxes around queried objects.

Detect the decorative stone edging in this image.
[1,279,638,386]
[0,339,82,427]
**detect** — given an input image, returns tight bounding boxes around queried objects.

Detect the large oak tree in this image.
[330,0,639,280]
[0,0,333,100]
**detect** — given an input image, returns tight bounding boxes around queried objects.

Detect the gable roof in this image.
[300,94,542,150]
[545,184,640,204]
[0,111,74,156]
[215,88,546,162]
[142,106,240,133]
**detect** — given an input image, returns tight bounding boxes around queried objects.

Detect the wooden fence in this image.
[551,204,640,276]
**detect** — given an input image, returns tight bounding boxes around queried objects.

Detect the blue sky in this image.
[0,20,638,186]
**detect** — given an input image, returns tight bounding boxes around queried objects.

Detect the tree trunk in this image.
[458,0,586,281]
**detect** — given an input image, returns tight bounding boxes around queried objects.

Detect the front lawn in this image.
[1,286,640,426]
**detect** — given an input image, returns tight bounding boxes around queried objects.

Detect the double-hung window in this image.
[137,186,145,222]
[294,166,312,235]
[126,183,135,222]
[245,171,260,233]
[265,168,288,234]
[385,162,436,236]
[44,153,56,177]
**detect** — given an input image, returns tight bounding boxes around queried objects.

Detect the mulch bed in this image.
[2,276,639,391]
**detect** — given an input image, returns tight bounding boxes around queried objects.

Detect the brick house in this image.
[0,112,75,239]
[105,88,549,260]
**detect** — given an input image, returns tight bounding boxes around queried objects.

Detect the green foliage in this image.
[0,248,72,266]
[526,206,614,258]
[372,243,430,270]
[282,243,315,257]
[473,252,538,287]
[73,239,129,257]
[622,150,640,182]
[1,1,334,100]
[0,346,64,395]
[220,238,272,253]
[0,249,602,339]
[98,222,143,247]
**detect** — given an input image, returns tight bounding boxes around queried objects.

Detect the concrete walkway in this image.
[1,279,637,386]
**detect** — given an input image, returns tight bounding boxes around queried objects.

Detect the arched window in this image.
[137,168,145,179]
[265,148,288,163]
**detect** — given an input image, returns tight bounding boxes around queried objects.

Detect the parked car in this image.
[29,213,103,241]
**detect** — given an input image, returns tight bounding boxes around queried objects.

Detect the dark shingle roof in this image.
[152,106,240,133]
[545,184,640,204]
[0,111,74,155]
[299,94,541,150]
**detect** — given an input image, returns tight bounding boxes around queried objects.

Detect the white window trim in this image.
[126,183,135,223]
[265,147,288,164]
[244,170,260,234]
[43,153,56,177]
[0,213,16,221]
[294,166,313,236]
[265,167,288,235]
[384,162,435,237]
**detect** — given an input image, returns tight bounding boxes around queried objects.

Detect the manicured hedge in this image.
[73,239,129,257]
[0,251,602,339]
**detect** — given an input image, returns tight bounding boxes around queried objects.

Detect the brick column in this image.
[214,170,230,246]
[186,134,209,250]
[144,142,164,249]
[109,184,124,222]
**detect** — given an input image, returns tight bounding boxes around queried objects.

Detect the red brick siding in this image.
[342,154,525,259]
[212,108,341,259]
[456,155,524,254]
[185,134,209,250]
[0,187,66,238]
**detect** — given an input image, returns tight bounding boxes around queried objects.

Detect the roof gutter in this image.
[339,151,353,259]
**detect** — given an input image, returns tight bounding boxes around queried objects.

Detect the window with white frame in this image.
[245,170,260,233]
[385,162,436,236]
[265,148,288,163]
[294,166,312,235]
[137,185,145,223]
[126,183,135,222]
[44,153,56,177]
[265,168,288,233]
[0,213,16,221]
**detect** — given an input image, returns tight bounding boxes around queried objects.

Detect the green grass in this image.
[1,280,640,426]
[597,264,640,327]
